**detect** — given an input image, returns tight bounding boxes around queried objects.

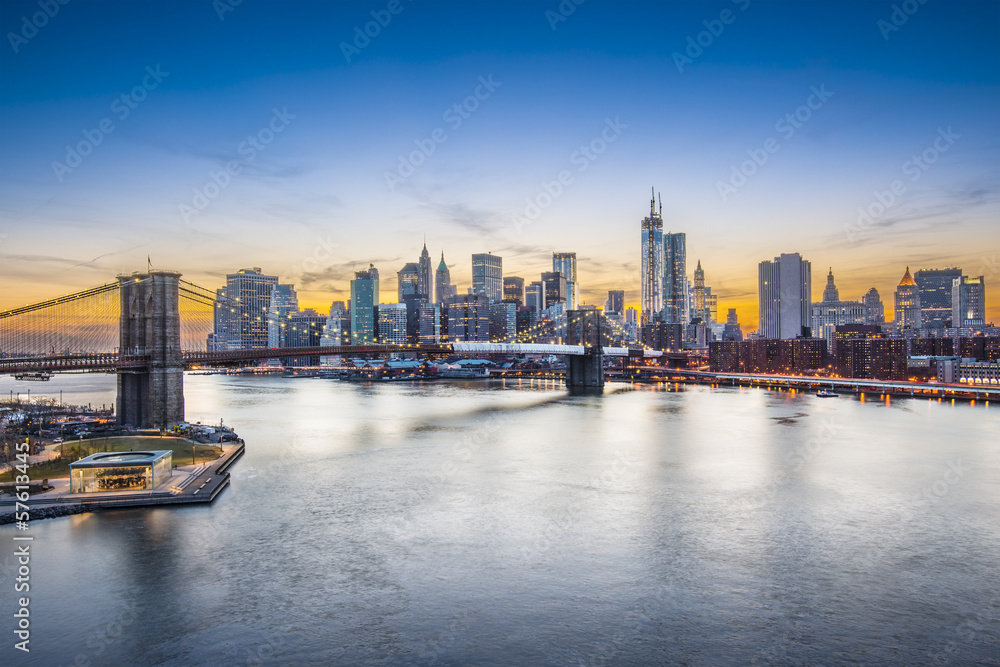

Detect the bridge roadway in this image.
[0,343,670,374]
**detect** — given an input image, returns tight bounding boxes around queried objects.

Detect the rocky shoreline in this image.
[0,504,93,525]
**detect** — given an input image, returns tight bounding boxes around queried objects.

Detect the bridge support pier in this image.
[116,271,184,429]
[566,347,604,391]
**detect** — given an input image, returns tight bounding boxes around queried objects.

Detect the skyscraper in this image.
[472,253,503,302]
[810,269,864,348]
[397,263,419,302]
[350,265,379,345]
[446,294,490,342]
[225,267,278,350]
[377,303,407,345]
[605,290,624,316]
[758,253,812,339]
[894,267,921,330]
[952,275,986,328]
[526,281,545,311]
[541,271,567,307]
[692,260,705,320]
[914,268,963,330]
[663,232,687,324]
[503,277,525,306]
[321,301,349,347]
[862,288,885,326]
[417,241,433,300]
[821,268,839,303]
[552,252,578,309]
[435,252,453,304]
[266,283,299,349]
[640,188,663,323]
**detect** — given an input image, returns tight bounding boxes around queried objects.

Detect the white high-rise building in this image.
[267,283,299,350]
[377,303,407,345]
[758,253,812,339]
[953,275,986,328]
[552,252,578,310]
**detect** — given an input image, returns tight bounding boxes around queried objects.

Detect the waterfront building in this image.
[953,275,986,328]
[541,271,567,307]
[447,294,490,342]
[708,339,827,374]
[552,252,578,309]
[758,253,812,339]
[938,358,1000,385]
[472,252,503,302]
[418,302,441,344]
[417,241,433,300]
[503,277,525,306]
[224,267,278,350]
[894,267,922,330]
[284,308,326,366]
[70,450,173,493]
[834,336,907,381]
[350,265,379,345]
[435,252,454,304]
[915,267,963,330]
[377,303,407,345]
[397,263,420,301]
[663,232,687,324]
[640,188,664,323]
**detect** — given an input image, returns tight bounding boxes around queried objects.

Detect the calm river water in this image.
[2,374,998,666]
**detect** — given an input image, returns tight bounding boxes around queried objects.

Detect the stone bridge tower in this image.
[116,270,185,428]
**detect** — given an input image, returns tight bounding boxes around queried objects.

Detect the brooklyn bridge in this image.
[1,270,672,428]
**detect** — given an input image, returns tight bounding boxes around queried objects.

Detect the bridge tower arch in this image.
[116,270,185,428]
[565,309,605,391]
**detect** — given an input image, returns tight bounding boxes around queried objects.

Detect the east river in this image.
[2,374,998,665]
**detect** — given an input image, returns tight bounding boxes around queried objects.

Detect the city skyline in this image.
[1,0,998,329]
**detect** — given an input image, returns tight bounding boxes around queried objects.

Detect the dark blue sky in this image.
[2,0,998,323]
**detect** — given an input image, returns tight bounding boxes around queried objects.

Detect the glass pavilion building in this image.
[70,450,173,493]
